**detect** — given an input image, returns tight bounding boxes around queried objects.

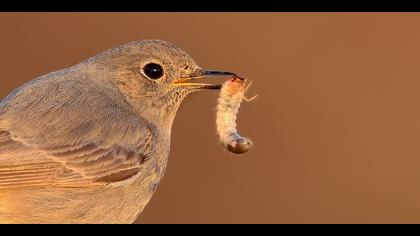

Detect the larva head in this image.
[221,76,246,97]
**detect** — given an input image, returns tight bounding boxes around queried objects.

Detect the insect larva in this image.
[216,76,253,154]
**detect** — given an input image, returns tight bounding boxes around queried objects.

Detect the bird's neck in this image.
[141,100,180,137]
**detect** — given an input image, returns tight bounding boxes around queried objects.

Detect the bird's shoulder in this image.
[0,69,162,188]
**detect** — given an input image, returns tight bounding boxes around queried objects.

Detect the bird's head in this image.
[85,40,235,129]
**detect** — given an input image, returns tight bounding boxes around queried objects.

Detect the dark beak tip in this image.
[203,70,237,77]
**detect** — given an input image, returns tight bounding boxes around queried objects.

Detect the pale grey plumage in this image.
[0,40,218,223]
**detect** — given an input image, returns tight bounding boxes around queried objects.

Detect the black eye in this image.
[143,63,164,80]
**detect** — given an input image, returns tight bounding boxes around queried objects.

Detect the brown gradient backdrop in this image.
[1,13,420,224]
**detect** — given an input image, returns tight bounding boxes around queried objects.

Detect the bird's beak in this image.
[173,69,236,90]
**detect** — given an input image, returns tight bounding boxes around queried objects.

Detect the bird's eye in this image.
[143,63,164,80]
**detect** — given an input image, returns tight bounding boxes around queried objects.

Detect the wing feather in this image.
[0,73,158,188]
[0,128,154,188]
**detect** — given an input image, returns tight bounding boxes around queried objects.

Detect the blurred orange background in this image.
[1,13,420,223]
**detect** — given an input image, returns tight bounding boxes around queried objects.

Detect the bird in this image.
[0,39,235,224]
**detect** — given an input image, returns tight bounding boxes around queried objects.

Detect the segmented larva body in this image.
[216,77,253,154]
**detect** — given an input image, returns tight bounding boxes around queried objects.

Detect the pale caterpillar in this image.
[216,76,255,154]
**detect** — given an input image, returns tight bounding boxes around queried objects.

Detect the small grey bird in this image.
[0,40,235,224]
